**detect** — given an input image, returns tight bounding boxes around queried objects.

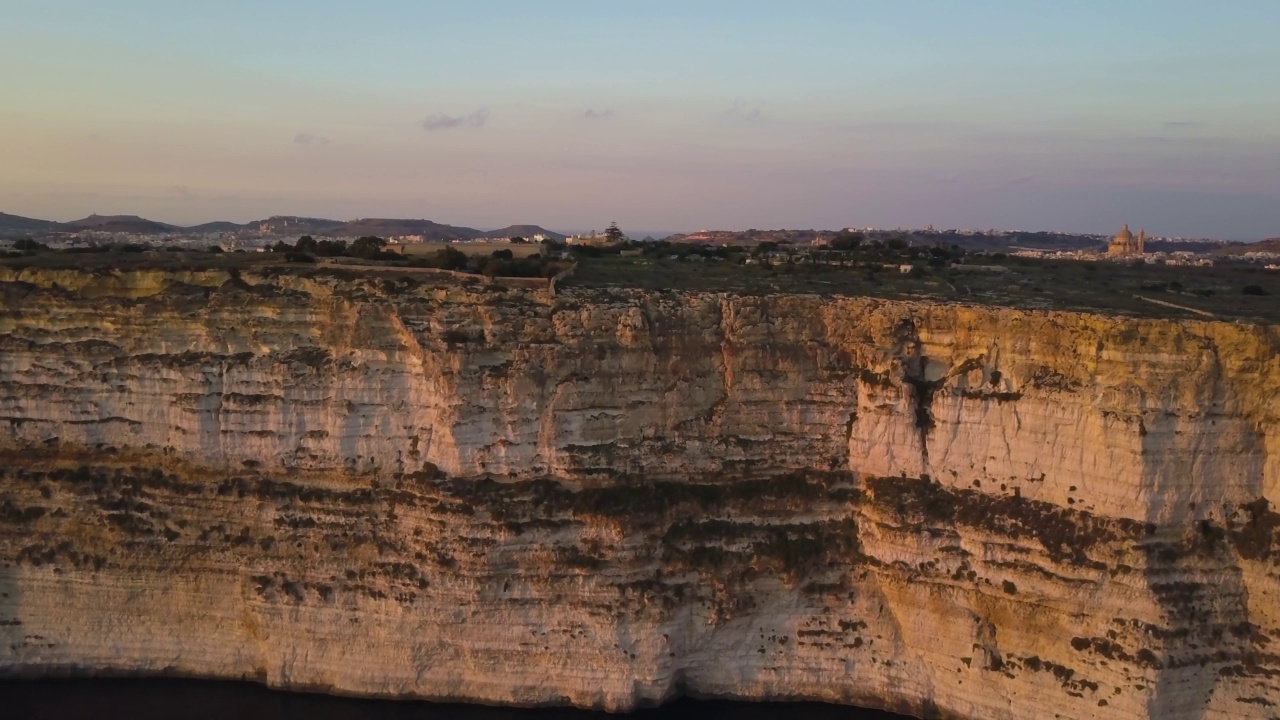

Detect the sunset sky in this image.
[3,1,1278,238]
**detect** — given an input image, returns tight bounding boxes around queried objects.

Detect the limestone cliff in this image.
[1,266,1278,718]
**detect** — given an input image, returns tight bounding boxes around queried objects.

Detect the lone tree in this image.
[604,221,625,244]
[349,235,387,259]
[829,231,863,251]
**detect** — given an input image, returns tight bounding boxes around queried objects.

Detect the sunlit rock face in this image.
[1,266,1278,718]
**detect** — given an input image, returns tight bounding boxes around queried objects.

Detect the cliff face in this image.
[1,266,1278,718]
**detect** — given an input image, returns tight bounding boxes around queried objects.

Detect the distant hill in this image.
[0,212,66,236]
[2,212,570,240]
[184,221,248,233]
[1211,238,1278,255]
[478,225,567,241]
[250,217,564,242]
[1149,239,1243,254]
[67,214,176,234]
[242,216,347,236]
[339,218,483,241]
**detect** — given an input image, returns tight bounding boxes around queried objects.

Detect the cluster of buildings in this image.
[1013,224,1213,266]
[389,233,555,244]
[1106,224,1147,258]
[564,232,616,246]
[1,229,234,252]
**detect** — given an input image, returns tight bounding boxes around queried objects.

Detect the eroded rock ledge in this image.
[1,267,1278,718]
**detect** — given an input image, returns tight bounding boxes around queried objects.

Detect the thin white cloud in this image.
[293,132,332,146]
[581,108,614,120]
[168,185,198,200]
[422,108,490,131]
[722,101,761,122]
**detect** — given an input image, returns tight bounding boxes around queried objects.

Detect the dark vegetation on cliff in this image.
[5,454,1276,584]
[4,235,1279,321]
[3,444,1280,712]
[0,237,571,281]
[561,243,1280,323]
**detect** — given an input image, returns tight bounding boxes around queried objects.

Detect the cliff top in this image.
[563,253,1280,324]
[3,246,1279,325]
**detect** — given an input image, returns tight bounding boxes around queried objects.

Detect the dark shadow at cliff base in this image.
[0,679,914,720]
[0,566,20,662]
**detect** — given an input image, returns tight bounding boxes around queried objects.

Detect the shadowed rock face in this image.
[0,266,1278,718]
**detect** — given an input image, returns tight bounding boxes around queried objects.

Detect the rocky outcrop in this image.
[1,266,1278,718]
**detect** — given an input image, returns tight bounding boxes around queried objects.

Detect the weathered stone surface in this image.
[1,267,1278,718]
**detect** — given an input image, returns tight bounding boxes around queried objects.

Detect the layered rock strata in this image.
[0,266,1278,718]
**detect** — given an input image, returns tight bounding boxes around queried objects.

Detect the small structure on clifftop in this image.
[1107,224,1146,258]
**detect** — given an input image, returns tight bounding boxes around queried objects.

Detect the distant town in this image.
[2,210,1278,270]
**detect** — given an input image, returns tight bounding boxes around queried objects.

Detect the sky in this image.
[2,1,1279,239]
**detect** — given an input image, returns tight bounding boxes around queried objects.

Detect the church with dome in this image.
[1106,224,1146,258]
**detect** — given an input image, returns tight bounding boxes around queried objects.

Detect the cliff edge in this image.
[1,266,1277,718]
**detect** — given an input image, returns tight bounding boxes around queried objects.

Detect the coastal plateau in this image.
[1,265,1278,719]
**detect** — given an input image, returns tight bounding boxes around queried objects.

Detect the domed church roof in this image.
[1114,224,1134,242]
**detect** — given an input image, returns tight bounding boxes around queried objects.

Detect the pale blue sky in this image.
[3,1,1278,237]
